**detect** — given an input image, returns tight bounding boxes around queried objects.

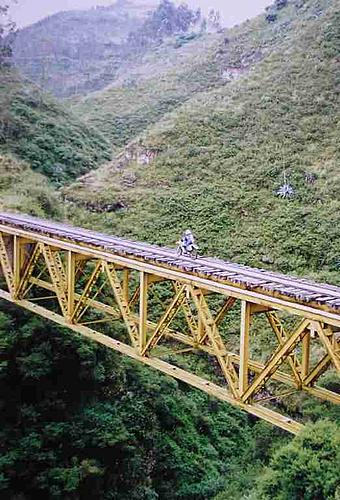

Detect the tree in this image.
[0,1,16,67]
[275,0,288,9]
[128,0,197,49]
[256,420,340,500]
[193,8,201,25]
[208,9,221,31]
[176,3,196,33]
[200,18,207,34]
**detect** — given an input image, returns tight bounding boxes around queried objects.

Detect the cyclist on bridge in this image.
[177,229,198,258]
[181,230,195,251]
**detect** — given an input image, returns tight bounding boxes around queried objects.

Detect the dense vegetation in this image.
[11,0,205,97]
[255,420,340,499]
[68,0,340,285]
[0,308,257,499]
[11,0,157,96]
[0,0,339,498]
[0,68,111,182]
[0,154,62,215]
[72,0,304,150]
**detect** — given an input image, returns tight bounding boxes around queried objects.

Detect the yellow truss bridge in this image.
[0,213,339,434]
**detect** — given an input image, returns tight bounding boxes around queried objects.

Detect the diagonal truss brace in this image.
[104,262,139,347]
[303,353,332,386]
[314,322,340,372]
[172,282,198,340]
[141,283,187,355]
[190,287,240,398]
[16,243,41,299]
[40,244,68,317]
[198,296,236,345]
[241,318,310,402]
[266,311,303,387]
[71,261,103,322]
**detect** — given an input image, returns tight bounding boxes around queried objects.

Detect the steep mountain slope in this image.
[72,31,223,150]
[65,0,340,284]
[12,0,158,97]
[11,0,205,99]
[0,154,62,216]
[0,68,111,182]
[71,1,298,150]
[1,2,339,499]
[73,0,334,151]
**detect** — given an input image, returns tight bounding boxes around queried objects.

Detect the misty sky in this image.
[9,0,272,28]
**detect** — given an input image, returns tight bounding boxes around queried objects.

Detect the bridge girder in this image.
[0,229,339,434]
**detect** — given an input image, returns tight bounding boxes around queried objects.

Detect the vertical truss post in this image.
[239,300,251,394]
[67,251,75,321]
[197,292,204,342]
[13,235,22,297]
[122,269,130,303]
[139,271,149,354]
[0,233,15,295]
[301,329,310,378]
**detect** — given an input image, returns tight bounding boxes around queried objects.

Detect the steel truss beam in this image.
[141,283,186,355]
[0,231,339,434]
[0,233,15,294]
[241,319,310,402]
[266,311,303,387]
[190,287,240,398]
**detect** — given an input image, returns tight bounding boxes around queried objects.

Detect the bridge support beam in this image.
[67,251,75,320]
[139,271,149,354]
[239,300,251,395]
[0,228,339,434]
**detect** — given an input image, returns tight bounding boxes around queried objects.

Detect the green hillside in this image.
[11,0,204,99]
[0,68,111,182]
[0,0,339,498]
[72,0,313,149]
[0,154,62,216]
[12,0,158,97]
[72,31,222,149]
[66,0,340,285]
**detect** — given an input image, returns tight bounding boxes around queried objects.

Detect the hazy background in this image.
[9,0,272,28]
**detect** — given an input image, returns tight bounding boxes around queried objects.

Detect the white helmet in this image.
[184,229,192,235]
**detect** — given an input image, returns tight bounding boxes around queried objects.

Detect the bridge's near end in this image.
[0,212,339,434]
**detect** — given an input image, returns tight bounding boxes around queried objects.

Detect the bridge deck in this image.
[1,212,340,314]
[1,212,339,434]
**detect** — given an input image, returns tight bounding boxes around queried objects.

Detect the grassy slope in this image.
[0,2,339,498]
[73,6,303,150]
[72,32,222,150]
[0,154,63,216]
[12,0,158,97]
[0,69,111,183]
[66,0,340,284]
